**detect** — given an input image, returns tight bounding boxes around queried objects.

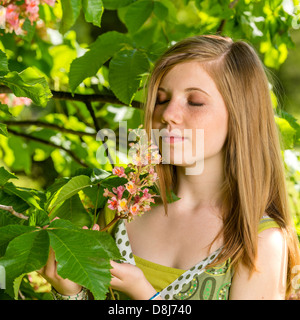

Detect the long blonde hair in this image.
[143,35,300,297]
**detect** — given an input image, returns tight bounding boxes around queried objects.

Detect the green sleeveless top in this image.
[103,206,280,300]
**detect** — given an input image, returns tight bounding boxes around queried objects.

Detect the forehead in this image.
[158,61,219,95]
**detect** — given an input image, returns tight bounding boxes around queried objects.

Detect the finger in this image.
[39,247,56,278]
[110,275,123,290]
[110,260,126,278]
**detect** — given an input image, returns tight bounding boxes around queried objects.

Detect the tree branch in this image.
[217,0,240,34]
[84,101,115,168]
[0,204,29,220]
[3,120,96,137]
[7,128,89,168]
[0,86,141,109]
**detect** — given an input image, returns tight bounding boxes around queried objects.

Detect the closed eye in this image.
[188,101,204,107]
[156,100,169,105]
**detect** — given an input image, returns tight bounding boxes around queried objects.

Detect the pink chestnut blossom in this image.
[112,185,125,199]
[107,196,118,210]
[129,203,140,216]
[125,181,137,195]
[6,4,20,31]
[112,166,127,178]
[25,0,40,24]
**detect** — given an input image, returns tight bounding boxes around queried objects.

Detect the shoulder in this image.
[258,226,285,253]
[230,227,287,300]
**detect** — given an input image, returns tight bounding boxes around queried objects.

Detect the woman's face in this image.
[152,61,228,171]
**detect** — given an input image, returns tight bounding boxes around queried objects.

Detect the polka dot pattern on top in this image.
[114,219,136,265]
[114,219,223,300]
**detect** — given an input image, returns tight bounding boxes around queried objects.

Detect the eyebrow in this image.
[158,87,210,97]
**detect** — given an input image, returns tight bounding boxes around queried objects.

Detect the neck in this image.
[173,153,225,211]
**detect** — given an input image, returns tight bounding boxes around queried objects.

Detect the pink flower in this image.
[103,188,110,197]
[41,0,56,6]
[12,97,32,106]
[92,224,100,231]
[25,0,40,24]
[112,185,125,199]
[6,4,20,30]
[0,94,10,105]
[108,196,118,210]
[117,198,128,213]
[125,181,137,195]
[129,203,140,216]
[112,166,126,178]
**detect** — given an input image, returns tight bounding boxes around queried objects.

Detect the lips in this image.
[161,133,186,144]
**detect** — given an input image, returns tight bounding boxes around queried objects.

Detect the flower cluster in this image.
[0,0,56,35]
[103,127,161,222]
[0,93,31,107]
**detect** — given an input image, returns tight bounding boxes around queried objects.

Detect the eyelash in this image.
[156,100,204,107]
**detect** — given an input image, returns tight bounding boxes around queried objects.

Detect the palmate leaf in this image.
[3,183,43,211]
[0,123,8,137]
[48,219,122,300]
[0,225,36,257]
[124,0,154,34]
[0,228,49,298]
[0,167,18,186]
[69,31,130,92]
[48,175,92,213]
[0,68,52,107]
[0,49,9,76]
[109,49,150,105]
[82,0,103,27]
[53,194,93,228]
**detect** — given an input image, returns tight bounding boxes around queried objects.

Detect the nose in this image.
[160,98,183,125]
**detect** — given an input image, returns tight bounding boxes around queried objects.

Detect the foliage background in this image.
[0,0,299,299]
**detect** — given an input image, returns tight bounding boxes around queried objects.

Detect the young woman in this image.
[42,35,300,300]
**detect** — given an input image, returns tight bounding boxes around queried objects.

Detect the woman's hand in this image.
[110,261,158,300]
[38,247,82,296]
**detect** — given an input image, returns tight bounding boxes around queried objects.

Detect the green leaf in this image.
[124,0,154,33]
[0,229,49,298]
[0,167,18,187]
[0,103,12,116]
[102,0,135,9]
[109,49,150,105]
[13,273,27,300]
[90,168,111,183]
[53,194,92,228]
[0,68,52,107]
[0,190,29,227]
[275,116,297,149]
[0,50,9,76]
[48,175,92,212]
[3,183,42,210]
[0,123,8,137]
[0,225,36,257]
[69,31,130,92]
[48,219,120,300]
[60,0,82,34]
[82,0,103,27]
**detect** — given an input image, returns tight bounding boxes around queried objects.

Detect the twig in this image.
[7,128,89,168]
[100,215,124,232]
[3,120,96,137]
[0,204,29,220]
[0,86,141,109]
[84,101,115,168]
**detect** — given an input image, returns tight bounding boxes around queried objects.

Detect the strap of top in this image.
[258,215,280,233]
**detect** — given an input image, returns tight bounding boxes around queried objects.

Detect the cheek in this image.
[191,108,228,157]
[203,110,228,153]
[152,108,161,129]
